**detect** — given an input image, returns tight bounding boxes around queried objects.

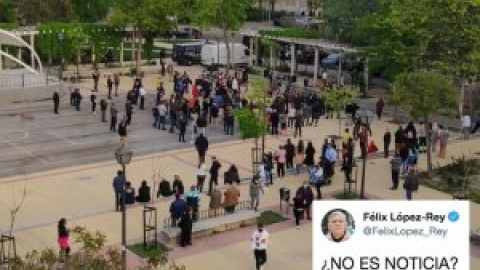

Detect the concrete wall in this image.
[0,84,59,105]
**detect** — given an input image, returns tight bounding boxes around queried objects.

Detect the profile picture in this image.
[321,209,355,243]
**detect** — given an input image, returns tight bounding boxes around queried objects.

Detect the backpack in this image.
[309,169,324,185]
[186,195,199,208]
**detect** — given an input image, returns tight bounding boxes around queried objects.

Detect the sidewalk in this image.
[0,116,479,269]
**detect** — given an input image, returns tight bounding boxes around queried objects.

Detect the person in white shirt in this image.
[460,115,471,139]
[189,113,198,144]
[232,77,239,91]
[196,161,207,193]
[287,105,296,128]
[257,163,267,187]
[158,102,167,130]
[139,87,147,110]
[251,222,269,270]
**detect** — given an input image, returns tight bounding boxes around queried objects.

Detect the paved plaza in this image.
[0,65,479,269]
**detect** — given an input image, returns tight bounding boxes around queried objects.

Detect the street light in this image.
[357,109,374,199]
[114,146,133,270]
[57,33,64,82]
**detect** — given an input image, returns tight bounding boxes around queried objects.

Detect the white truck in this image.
[201,42,250,67]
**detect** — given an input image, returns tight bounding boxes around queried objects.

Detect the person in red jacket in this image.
[367,140,379,155]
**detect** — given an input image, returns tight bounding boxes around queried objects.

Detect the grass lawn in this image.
[127,242,170,259]
[258,210,289,225]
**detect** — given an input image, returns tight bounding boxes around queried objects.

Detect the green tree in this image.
[233,76,270,172]
[17,0,74,25]
[323,86,358,136]
[70,0,113,23]
[191,0,252,72]
[322,0,378,43]
[386,84,402,123]
[0,0,17,24]
[9,226,185,270]
[110,0,178,72]
[35,23,122,68]
[358,0,480,83]
[394,70,457,172]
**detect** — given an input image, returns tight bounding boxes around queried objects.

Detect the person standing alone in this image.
[100,99,108,122]
[107,75,113,99]
[251,222,269,270]
[90,91,97,114]
[53,90,60,114]
[110,103,117,131]
[57,218,70,262]
[112,170,125,211]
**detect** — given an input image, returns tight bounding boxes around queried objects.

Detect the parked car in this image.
[273,16,322,29]
[175,26,202,39]
[321,53,343,68]
[165,26,202,39]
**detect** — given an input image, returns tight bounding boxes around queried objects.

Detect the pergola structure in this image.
[0,29,43,74]
[242,30,360,85]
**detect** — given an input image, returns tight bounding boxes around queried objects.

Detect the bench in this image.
[160,201,260,245]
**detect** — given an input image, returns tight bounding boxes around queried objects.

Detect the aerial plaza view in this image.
[0,0,479,269]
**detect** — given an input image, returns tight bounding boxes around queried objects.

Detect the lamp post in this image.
[57,33,64,82]
[357,109,374,199]
[115,146,133,270]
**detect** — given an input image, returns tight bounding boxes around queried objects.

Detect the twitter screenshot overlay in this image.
[313,201,469,270]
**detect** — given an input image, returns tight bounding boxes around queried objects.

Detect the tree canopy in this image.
[0,0,17,24]
[394,69,457,171]
[17,0,75,25]
[356,0,480,80]
[70,0,113,23]
[393,70,457,120]
[191,0,252,69]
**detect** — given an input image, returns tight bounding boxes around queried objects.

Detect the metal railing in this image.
[0,234,16,267]
[163,200,251,228]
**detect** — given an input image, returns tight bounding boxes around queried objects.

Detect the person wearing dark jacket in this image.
[304,141,316,167]
[196,114,207,135]
[294,111,303,138]
[100,99,108,122]
[195,133,209,162]
[74,89,82,111]
[172,175,185,195]
[295,182,314,220]
[178,111,187,142]
[383,128,391,158]
[285,138,295,170]
[169,194,187,227]
[178,208,193,247]
[125,101,133,126]
[224,164,240,184]
[107,75,113,99]
[157,179,174,198]
[136,180,151,203]
[53,90,60,114]
[394,126,405,155]
[208,156,222,195]
[270,109,279,135]
[292,193,304,228]
[112,170,125,211]
[118,116,128,146]
[110,103,118,132]
[125,181,135,205]
[90,91,97,114]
